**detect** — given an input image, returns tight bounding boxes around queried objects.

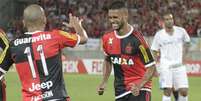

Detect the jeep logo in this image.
[29,81,53,92]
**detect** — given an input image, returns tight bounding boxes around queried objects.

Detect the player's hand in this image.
[63,13,83,28]
[96,82,106,95]
[131,83,140,96]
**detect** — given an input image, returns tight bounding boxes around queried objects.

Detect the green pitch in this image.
[5,72,201,101]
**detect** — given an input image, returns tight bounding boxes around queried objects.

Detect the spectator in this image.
[7,0,201,38]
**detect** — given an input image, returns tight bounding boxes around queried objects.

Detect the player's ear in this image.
[124,15,128,21]
[122,9,128,21]
[122,14,128,23]
[22,20,26,28]
[43,15,47,25]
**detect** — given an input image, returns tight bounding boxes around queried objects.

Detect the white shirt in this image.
[151,26,190,68]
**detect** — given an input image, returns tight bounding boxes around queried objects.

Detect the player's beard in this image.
[165,23,173,29]
[113,22,124,32]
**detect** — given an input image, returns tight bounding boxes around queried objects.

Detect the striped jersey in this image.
[102,26,155,99]
[0,29,8,101]
[0,30,80,101]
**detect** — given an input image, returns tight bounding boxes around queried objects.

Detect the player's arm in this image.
[63,14,88,44]
[97,56,112,95]
[97,36,112,95]
[183,42,190,55]
[182,42,190,61]
[101,57,112,85]
[57,14,88,48]
[182,28,191,62]
[137,65,155,87]
[152,50,160,63]
[131,65,156,96]
[102,57,112,83]
[150,32,160,59]
[132,43,156,96]
[139,45,159,88]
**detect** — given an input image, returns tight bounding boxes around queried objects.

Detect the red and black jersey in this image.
[0,29,9,53]
[0,29,8,101]
[102,26,155,99]
[0,30,80,101]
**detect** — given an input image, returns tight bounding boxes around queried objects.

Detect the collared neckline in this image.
[114,25,134,39]
[24,31,42,35]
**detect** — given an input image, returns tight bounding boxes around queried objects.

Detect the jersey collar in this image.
[24,31,42,35]
[114,25,134,39]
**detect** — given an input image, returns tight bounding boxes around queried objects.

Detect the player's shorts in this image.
[46,97,70,101]
[55,97,71,101]
[159,65,189,90]
[115,91,151,101]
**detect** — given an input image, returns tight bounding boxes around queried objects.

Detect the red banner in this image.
[62,57,201,76]
[185,61,201,76]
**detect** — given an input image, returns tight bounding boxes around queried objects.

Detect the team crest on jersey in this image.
[125,43,132,54]
[108,38,113,45]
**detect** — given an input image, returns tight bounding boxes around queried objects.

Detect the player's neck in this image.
[117,24,131,36]
[27,26,45,32]
[165,27,174,35]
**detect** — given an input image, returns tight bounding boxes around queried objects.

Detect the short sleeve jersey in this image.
[0,30,80,101]
[102,26,155,98]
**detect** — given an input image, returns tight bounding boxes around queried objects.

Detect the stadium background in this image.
[0,0,201,101]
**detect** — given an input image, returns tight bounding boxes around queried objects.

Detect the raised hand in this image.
[63,13,83,28]
[62,13,88,44]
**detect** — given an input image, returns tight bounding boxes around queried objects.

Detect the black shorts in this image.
[116,91,151,101]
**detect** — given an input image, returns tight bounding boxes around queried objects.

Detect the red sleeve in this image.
[102,34,109,56]
[53,30,80,49]
[133,31,149,48]
[102,34,111,62]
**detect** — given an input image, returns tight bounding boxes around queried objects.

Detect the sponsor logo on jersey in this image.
[14,34,51,46]
[31,90,53,101]
[110,57,134,65]
[29,81,53,92]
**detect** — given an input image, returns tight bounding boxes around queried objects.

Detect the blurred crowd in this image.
[6,0,201,39]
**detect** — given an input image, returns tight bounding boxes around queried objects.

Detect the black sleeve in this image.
[0,36,13,74]
[0,48,13,72]
[138,44,155,68]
